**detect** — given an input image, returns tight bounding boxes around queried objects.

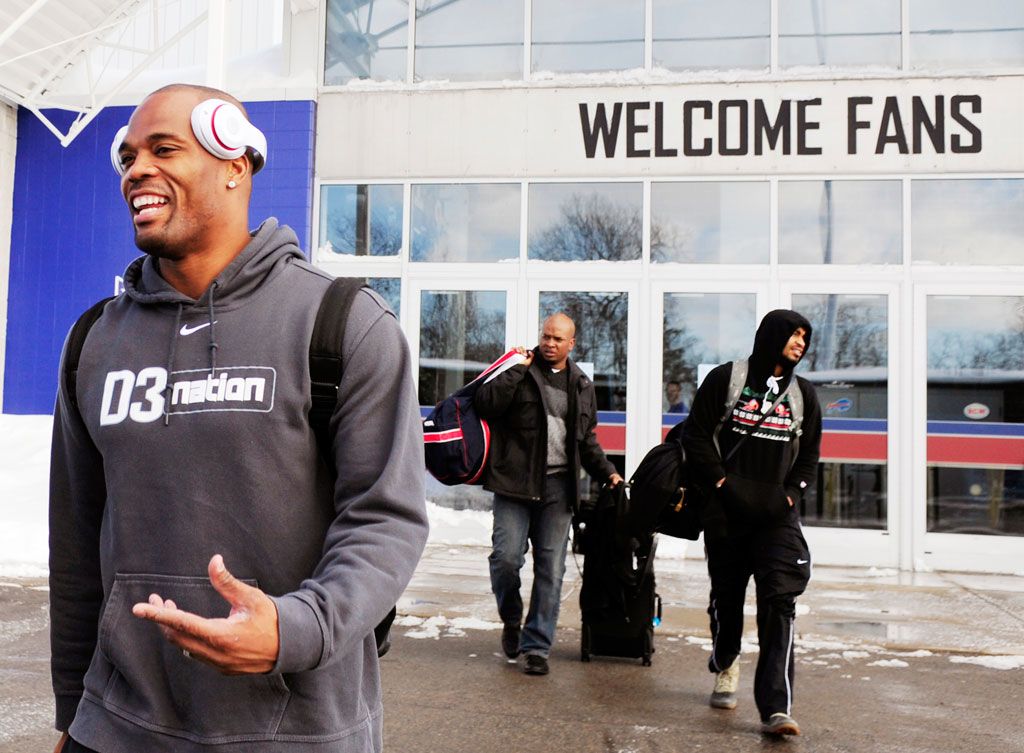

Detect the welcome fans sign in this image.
[318,76,1023,177]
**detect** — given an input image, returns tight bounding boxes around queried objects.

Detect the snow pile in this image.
[949,655,1024,671]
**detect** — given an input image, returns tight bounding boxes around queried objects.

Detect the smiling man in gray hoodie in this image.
[48,84,429,753]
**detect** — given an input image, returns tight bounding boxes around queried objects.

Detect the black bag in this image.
[64,278,398,658]
[579,483,661,666]
[626,423,704,541]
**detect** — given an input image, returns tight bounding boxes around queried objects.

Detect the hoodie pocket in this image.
[719,474,791,527]
[97,573,290,742]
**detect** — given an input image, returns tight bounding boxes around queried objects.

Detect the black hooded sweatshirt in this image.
[682,309,822,526]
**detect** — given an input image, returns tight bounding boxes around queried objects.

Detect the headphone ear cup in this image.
[110,125,129,176]
[190,98,267,172]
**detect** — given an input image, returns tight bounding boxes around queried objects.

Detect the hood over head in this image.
[749,309,813,384]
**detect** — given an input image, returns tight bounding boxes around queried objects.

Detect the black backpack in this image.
[62,277,397,657]
[626,423,703,541]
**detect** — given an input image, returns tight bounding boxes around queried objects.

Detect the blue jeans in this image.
[489,474,574,657]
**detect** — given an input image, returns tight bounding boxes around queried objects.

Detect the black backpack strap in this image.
[307,277,398,658]
[308,277,367,467]
[64,297,116,414]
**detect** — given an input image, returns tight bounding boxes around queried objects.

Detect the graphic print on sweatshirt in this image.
[728,386,796,443]
[99,365,277,425]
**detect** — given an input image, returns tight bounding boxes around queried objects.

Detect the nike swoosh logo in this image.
[180,321,216,336]
[797,559,809,565]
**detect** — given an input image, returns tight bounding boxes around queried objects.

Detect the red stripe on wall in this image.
[821,432,888,463]
[595,424,626,454]
[928,436,1024,468]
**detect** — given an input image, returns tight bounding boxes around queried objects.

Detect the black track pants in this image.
[705,517,811,722]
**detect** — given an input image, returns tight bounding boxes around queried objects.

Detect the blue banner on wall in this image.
[3,99,316,414]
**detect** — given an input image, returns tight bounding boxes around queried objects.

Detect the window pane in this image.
[319,185,403,257]
[911,0,1024,69]
[418,290,506,406]
[795,294,889,530]
[324,0,409,83]
[779,0,901,68]
[653,0,769,71]
[367,278,401,316]
[414,0,523,81]
[912,179,1024,265]
[662,292,757,421]
[532,0,644,73]
[528,183,642,261]
[780,180,902,264]
[652,182,768,264]
[926,295,1024,536]
[411,184,520,263]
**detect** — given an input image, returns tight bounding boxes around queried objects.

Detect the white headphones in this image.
[110,98,267,176]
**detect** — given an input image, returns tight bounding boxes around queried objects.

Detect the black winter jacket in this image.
[474,350,616,506]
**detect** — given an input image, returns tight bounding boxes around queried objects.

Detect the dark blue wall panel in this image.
[3,99,316,414]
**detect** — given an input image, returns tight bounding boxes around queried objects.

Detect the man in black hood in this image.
[682,309,822,737]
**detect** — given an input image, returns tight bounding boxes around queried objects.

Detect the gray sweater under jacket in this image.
[49,219,429,753]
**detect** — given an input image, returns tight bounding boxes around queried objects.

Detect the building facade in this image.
[2,0,1022,573]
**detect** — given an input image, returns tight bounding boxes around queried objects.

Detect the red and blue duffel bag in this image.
[423,349,525,486]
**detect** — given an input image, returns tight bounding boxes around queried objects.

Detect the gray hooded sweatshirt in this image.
[49,219,429,752]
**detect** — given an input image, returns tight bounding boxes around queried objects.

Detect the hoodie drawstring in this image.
[207,281,219,375]
[762,375,782,413]
[163,303,183,426]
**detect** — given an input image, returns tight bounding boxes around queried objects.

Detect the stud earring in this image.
[227,180,237,189]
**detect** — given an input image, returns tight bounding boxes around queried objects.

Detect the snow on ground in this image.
[949,655,1024,671]
[0,415,51,577]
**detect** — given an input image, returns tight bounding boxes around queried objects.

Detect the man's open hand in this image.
[131,554,280,675]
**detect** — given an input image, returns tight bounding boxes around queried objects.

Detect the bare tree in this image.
[531,194,641,261]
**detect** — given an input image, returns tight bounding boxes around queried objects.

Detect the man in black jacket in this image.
[475,313,622,676]
[682,309,822,737]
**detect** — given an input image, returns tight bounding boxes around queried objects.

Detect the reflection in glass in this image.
[532,0,644,73]
[528,183,642,262]
[662,292,756,416]
[367,278,401,316]
[414,0,522,81]
[324,0,409,84]
[652,182,768,264]
[912,179,1024,265]
[911,0,1024,69]
[780,180,902,264]
[779,0,901,68]
[411,184,520,263]
[653,0,769,71]
[926,295,1024,536]
[794,294,889,530]
[418,290,506,406]
[319,184,403,257]
[540,292,628,413]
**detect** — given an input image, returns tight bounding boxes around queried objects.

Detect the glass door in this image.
[409,278,519,511]
[916,285,1024,573]
[782,282,900,567]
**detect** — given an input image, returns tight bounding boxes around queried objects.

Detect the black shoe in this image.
[501,624,521,659]
[523,654,549,675]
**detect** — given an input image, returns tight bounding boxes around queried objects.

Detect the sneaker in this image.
[709,660,739,709]
[522,654,549,676]
[762,712,801,736]
[501,624,521,659]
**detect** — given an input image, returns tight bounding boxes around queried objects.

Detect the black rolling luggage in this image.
[576,483,662,666]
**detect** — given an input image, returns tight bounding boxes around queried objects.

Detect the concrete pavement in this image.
[2,543,1023,752]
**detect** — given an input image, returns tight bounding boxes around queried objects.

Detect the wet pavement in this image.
[2,544,1023,752]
